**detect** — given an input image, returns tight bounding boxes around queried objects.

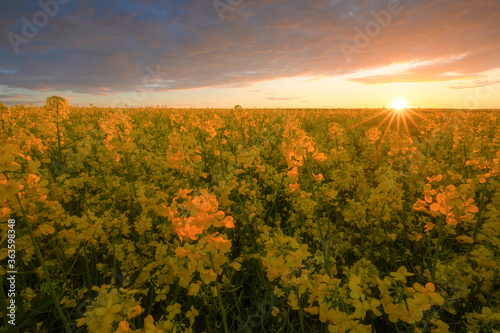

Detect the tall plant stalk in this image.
[13,190,71,332]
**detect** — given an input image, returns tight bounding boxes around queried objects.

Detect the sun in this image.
[391,97,407,110]
[347,96,426,151]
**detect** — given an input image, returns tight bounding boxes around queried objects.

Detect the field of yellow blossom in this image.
[1,96,499,332]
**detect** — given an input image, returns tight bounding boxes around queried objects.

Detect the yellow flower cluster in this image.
[1,102,499,332]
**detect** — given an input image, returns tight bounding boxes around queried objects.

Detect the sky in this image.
[1,0,499,109]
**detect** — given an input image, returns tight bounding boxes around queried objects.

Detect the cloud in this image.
[267,96,297,101]
[2,99,44,106]
[448,79,500,89]
[0,94,30,99]
[0,0,499,95]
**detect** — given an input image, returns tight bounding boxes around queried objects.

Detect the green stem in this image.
[112,225,116,286]
[83,243,93,291]
[432,215,444,284]
[370,200,388,262]
[184,157,194,188]
[303,157,328,270]
[473,180,488,242]
[14,193,71,332]
[56,122,63,163]
[297,292,305,333]
[0,275,9,328]
[485,268,498,307]
[55,100,63,164]
[234,195,258,253]
[463,145,469,179]
[263,178,283,224]
[117,132,137,198]
[93,149,108,191]
[209,253,229,333]
[217,132,225,178]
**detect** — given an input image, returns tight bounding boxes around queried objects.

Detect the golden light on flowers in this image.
[348,98,427,154]
[5,99,499,332]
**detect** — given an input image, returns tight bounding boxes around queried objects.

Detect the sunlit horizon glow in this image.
[391,98,408,110]
[347,97,428,156]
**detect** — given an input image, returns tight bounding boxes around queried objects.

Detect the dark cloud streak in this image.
[0,0,499,95]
